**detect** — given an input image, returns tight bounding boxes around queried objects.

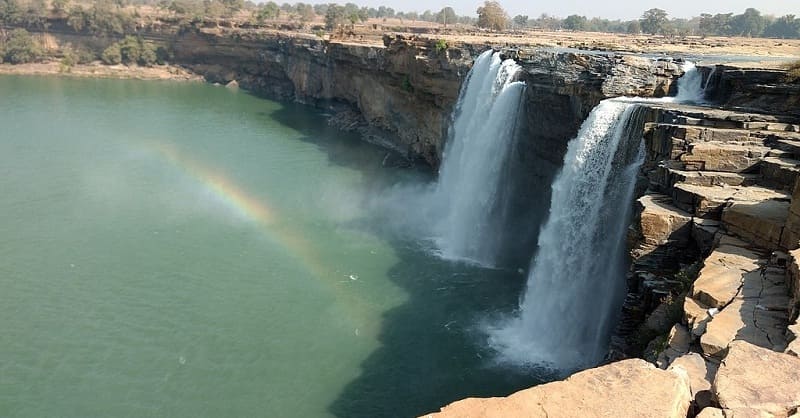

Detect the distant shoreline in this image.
[0,61,204,82]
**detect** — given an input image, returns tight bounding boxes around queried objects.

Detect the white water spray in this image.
[673,62,706,103]
[432,50,526,267]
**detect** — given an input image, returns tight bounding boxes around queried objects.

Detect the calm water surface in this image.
[0,76,544,417]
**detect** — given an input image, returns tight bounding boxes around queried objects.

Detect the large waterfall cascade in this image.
[432,50,527,267]
[488,61,707,371]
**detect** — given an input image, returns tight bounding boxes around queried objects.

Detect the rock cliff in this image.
[166,29,683,167]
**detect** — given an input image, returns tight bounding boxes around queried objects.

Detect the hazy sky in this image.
[302,0,798,21]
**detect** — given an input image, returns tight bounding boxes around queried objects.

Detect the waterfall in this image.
[432,50,526,267]
[489,100,647,370]
[703,65,718,99]
[673,62,705,103]
[487,59,708,371]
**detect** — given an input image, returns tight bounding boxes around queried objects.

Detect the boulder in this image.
[668,352,718,409]
[637,194,692,249]
[424,359,691,418]
[715,341,800,416]
[684,296,713,337]
[695,407,725,418]
[657,324,691,368]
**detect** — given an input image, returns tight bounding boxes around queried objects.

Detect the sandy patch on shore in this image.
[0,61,204,81]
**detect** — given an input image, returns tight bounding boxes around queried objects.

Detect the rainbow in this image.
[143,141,328,279]
[139,140,395,338]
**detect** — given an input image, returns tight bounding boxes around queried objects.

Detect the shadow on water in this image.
[267,98,556,417]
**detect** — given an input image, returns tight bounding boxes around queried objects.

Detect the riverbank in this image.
[0,61,203,82]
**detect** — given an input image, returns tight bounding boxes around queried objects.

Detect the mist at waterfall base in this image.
[485,61,707,372]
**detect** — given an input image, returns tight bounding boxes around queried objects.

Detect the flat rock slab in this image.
[691,243,761,309]
[715,341,800,416]
[701,265,789,357]
[680,142,768,172]
[424,359,691,418]
[672,183,789,218]
[637,194,692,248]
[721,200,789,250]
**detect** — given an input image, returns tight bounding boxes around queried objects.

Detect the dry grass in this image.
[787,59,800,81]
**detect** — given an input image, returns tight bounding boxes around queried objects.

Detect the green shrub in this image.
[155,46,171,65]
[75,47,95,64]
[118,36,142,64]
[101,42,121,64]
[102,37,159,66]
[3,28,41,64]
[434,38,448,53]
[59,48,76,72]
[401,75,413,92]
[138,43,157,66]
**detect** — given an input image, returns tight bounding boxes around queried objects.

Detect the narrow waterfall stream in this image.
[432,50,526,267]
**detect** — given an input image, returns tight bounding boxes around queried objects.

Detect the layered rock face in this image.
[615,70,800,417]
[706,65,800,118]
[167,30,682,167]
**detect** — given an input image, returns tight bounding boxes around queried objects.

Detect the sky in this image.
[290,0,798,21]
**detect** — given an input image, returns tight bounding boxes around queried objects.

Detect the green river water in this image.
[0,76,544,417]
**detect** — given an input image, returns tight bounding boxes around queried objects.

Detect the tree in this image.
[254,1,279,22]
[295,3,315,22]
[534,13,559,31]
[563,14,587,31]
[626,19,641,34]
[764,15,800,39]
[731,8,766,37]
[420,9,433,22]
[476,1,507,31]
[436,7,456,27]
[640,8,668,35]
[21,0,47,29]
[324,4,345,30]
[512,14,528,28]
[312,3,327,15]
[0,0,22,25]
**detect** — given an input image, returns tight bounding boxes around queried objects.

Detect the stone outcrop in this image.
[706,66,800,118]
[668,353,718,410]
[715,340,800,416]
[423,359,692,418]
